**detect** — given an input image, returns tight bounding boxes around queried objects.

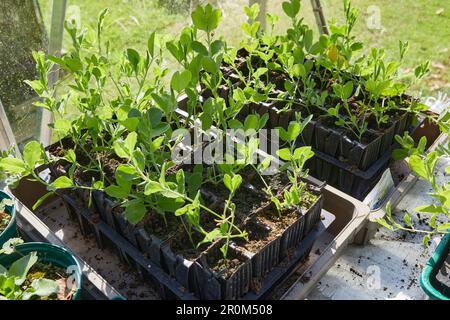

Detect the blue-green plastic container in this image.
[0,191,17,246]
[420,233,450,300]
[0,242,83,300]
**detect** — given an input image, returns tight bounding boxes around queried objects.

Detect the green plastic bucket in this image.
[420,233,450,300]
[0,242,83,300]
[0,191,17,246]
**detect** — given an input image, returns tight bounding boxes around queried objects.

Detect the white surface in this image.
[307,156,450,300]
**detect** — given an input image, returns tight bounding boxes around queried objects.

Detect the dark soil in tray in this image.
[25,261,71,300]
[142,211,181,241]
[47,137,75,157]
[47,135,125,186]
[206,245,248,280]
[167,209,219,261]
[0,211,10,232]
[202,181,264,223]
[247,171,291,195]
[318,115,381,146]
[253,190,319,234]
[168,231,210,261]
[234,220,277,253]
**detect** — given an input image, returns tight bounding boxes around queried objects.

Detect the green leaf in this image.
[23,141,44,168]
[403,211,413,227]
[415,204,445,214]
[223,174,242,193]
[147,31,156,58]
[156,195,185,212]
[188,172,203,198]
[0,158,28,175]
[150,136,165,153]
[342,81,354,100]
[253,67,268,79]
[304,29,313,50]
[93,181,104,189]
[64,149,77,163]
[124,201,147,224]
[144,181,163,195]
[223,174,232,192]
[244,3,260,21]
[25,279,60,299]
[176,169,185,194]
[210,40,223,56]
[191,3,222,32]
[175,205,188,216]
[437,223,450,232]
[199,228,222,245]
[0,238,24,255]
[160,188,180,199]
[244,114,258,133]
[116,165,139,182]
[126,48,140,72]
[200,113,213,131]
[423,234,431,248]
[132,149,145,172]
[191,41,209,56]
[32,192,54,210]
[282,0,300,18]
[276,148,291,161]
[166,41,182,62]
[51,176,74,189]
[113,141,129,159]
[9,252,38,285]
[392,149,409,161]
[375,218,394,231]
[351,42,363,51]
[147,107,163,127]
[53,119,72,135]
[171,70,192,92]
[231,174,242,192]
[128,108,141,119]
[409,155,428,180]
[293,146,314,161]
[105,185,130,199]
[119,117,140,132]
[202,56,218,74]
[124,132,137,154]
[287,122,301,141]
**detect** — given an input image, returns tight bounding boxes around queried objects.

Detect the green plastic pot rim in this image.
[0,191,16,238]
[0,242,83,300]
[420,232,450,300]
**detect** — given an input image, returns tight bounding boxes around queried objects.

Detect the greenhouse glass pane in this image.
[0,0,47,146]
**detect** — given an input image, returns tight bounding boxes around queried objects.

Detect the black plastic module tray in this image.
[61,186,333,300]
[11,164,344,300]
[242,210,334,300]
[308,147,391,201]
[305,114,426,200]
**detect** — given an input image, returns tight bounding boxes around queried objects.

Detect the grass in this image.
[37,0,450,96]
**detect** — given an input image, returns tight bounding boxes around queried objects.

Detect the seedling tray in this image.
[9,164,369,300]
[305,114,428,201]
[41,123,327,300]
[308,146,391,201]
[8,164,340,300]
[242,210,334,300]
[235,99,412,171]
